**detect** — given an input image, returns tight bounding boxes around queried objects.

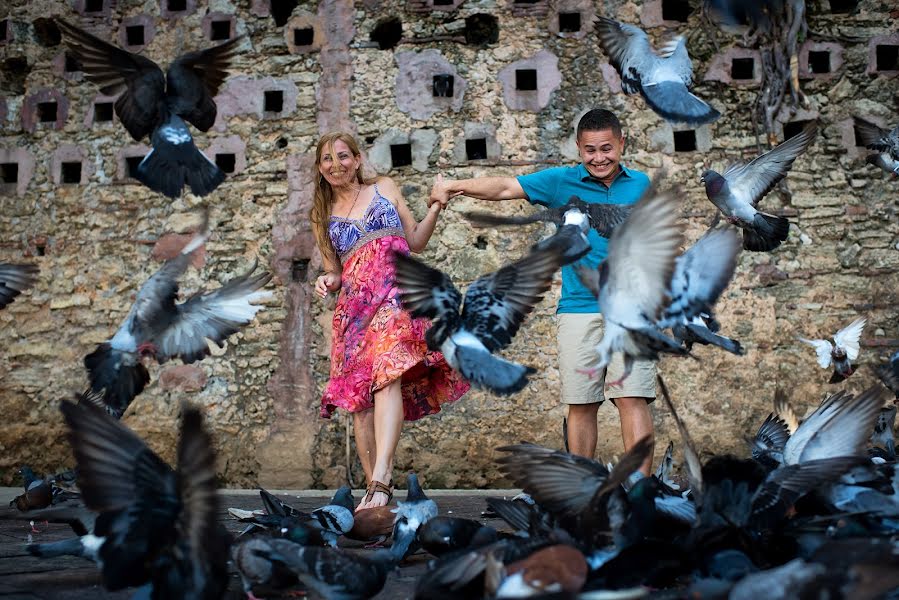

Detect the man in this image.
[429,108,656,474]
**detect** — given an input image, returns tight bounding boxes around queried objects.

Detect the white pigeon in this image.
[596,16,720,126]
[798,317,867,383]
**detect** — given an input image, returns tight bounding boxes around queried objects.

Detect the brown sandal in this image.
[363,480,394,506]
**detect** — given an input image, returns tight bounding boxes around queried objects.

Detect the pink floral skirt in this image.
[320,235,470,421]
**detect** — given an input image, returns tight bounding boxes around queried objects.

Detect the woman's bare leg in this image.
[353,408,375,485]
[356,379,403,511]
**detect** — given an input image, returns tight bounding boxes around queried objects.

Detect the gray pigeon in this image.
[702,122,816,251]
[576,188,690,387]
[84,218,272,417]
[463,196,632,239]
[875,350,899,399]
[596,16,720,126]
[798,316,867,384]
[656,227,744,355]
[390,473,438,560]
[852,116,899,177]
[391,245,565,395]
[870,405,896,460]
[0,263,38,309]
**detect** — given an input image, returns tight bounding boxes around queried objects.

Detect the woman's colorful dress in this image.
[320,185,470,421]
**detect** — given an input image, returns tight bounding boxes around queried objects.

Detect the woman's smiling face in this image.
[318,139,361,187]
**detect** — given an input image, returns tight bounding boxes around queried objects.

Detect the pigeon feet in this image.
[575,367,601,380]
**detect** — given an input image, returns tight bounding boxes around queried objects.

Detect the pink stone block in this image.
[119,15,156,52]
[601,62,622,94]
[159,364,207,392]
[0,147,35,197]
[284,13,322,54]
[151,232,206,268]
[84,92,121,128]
[704,47,762,87]
[868,33,899,77]
[116,143,152,181]
[799,41,843,80]
[202,12,236,42]
[21,88,68,133]
[50,144,92,185]
[204,135,247,176]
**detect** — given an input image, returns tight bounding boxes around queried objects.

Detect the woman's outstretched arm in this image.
[379,176,443,254]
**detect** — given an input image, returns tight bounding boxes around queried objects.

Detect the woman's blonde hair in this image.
[309,132,377,270]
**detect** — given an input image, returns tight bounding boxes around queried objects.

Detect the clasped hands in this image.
[427,173,462,210]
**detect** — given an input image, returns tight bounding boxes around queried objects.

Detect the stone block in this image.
[497,49,561,112]
[213,76,299,131]
[453,121,501,163]
[21,88,68,133]
[159,364,208,392]
[119,15,156,52]
[799,41,843,80]
[159,0,197,19]
[394,49,466,121]
[150,232,207,268]
[205,135,248,176]
[704,47,762,87]
[868,32,899,77]
[0,147,35,197]
[50,144,92,186]
[202,11,238,43]
[547,0,595,39]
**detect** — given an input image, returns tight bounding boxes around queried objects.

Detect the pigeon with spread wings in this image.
[55,19,241,198]
[798,317,867,383]
[0,263,38,310]
[463,196,632,240]
[392,246,565,394]
[852,116,899,177]
[84,216,272,417]
[596,16,720,126]
[702,122,817,251]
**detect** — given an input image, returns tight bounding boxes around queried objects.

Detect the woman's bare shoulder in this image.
[374,176,401,203]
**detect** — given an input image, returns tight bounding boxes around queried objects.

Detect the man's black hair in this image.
[576,108,622,138]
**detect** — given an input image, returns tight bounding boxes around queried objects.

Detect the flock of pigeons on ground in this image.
[0,3,897,599]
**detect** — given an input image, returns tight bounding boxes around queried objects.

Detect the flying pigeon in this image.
[702,122,817,252]
[463,196,632,240]
[875,350,899,399]
[59,399,231,598]
[55,19,241,198]
[392,244,565,395]
[0,263,38,309]
[575,188,690,386]
[656,227,743,355]
[798,316,867,383]
[596,16,720,126]
[84,218,272,417]
[852,116,899,177]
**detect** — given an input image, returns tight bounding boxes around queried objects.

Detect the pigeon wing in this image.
[392,251,463,321]
[596,17,653,95]
[851,116,889,152]
[798,337,833,369]
[0,263,38,309]
[587,203,633,238]
[460,245,562,353]
[166,36,243,132]
[462,207,565,228]
[154,261,272,364]
[723,122,817,208]
[832,317,866,361]
[55,19,166,141]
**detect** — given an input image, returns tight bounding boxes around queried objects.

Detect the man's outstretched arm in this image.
[429,174,527,207]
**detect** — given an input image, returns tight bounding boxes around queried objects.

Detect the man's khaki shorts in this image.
[557,312,657,405]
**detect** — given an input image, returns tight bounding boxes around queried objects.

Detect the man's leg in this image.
[614,397,654,475]
[607,354,657,475]
[557,313,605,458]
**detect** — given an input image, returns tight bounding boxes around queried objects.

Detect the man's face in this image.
[576,129,625,181]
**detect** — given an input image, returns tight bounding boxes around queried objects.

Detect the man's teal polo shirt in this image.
[517,163,651,314]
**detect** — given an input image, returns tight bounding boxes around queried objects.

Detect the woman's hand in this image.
[314,272,341,298]
[428,173,460,209]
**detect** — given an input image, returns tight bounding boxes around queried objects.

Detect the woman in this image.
[311,132,470,511]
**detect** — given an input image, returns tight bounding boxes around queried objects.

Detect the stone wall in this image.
[0,0,896,488]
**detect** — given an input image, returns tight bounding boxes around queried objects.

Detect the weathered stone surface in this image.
[159,364,208,392]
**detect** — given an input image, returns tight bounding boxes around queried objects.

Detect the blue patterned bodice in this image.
[328,185,405,262]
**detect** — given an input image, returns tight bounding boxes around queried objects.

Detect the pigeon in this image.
[390,473,439,560]
[0,263,38,309]
[656,227,743,355]
[869,405,896,460]
[490,544,588,597]
[798,316,867,383]
[701,122,817,252]
[655,441,681,491]
[253,539,399,600]
[749,412,791,468]
[704,0,786,35]
[392,244,565,395]
[84,217,272,417]
[9,466,53,512]
[596,16,720,126]
[232,535,302,600]
[575,187,690,386]
[418,516,499,557]
[875,350,899,399]
[346,505,395,547]
[55,19,241,198]
[253,487,355,547]
[852,116,899,177]
[463,196,633,240]
[59,399,231,598]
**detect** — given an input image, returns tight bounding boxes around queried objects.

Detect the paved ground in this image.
[0,487,519,599]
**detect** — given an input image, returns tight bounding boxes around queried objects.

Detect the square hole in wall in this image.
[515,69,538,91]
[876,45,899,72]
[731,57,755,80]
[64,52,81,72]
[784,120,812,140]
[167,0,186,11]
[808,50,831,73]
[210,20,231,41]
[466,138,488,161]
[125,155,144,178]
[673,130,697,152]
[390,143,412,168]
[513,0,540,3]
[433,0,454,5]
[37,102,58,123]
[662,0,692,22]
[61,161,82,184]
[0,19,8,42]
[84,0,104,12]
[828,0,858,12]
[0,163,18,184]
[432,74,455,97]
[293,27,314,46]
[558,12,581,32]
[853,122,868,147]
[264,90,283,113]
[215,153,236,173]
[125,25,145,46]
[94,102,114,122]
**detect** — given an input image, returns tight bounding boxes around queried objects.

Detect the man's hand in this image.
[314,272,341,298]
[428,173,461,209]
